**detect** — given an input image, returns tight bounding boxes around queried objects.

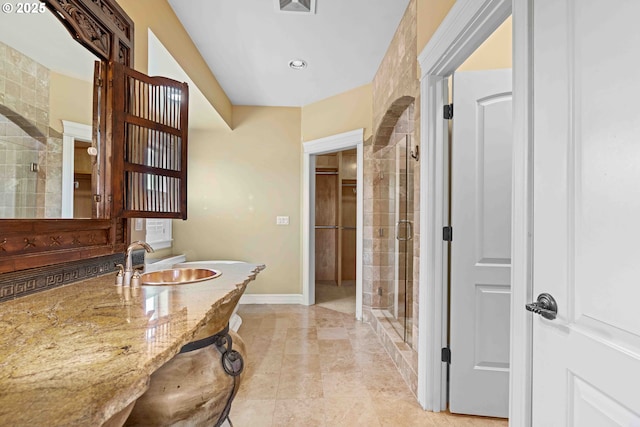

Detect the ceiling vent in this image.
[276,0,316,14]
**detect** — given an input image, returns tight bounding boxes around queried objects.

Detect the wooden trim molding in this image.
[44,0,134,65]
[0,0,133,278]
[0,219,126,273]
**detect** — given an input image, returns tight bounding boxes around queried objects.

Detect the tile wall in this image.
[362,0,421,395]
[0,41,62,218]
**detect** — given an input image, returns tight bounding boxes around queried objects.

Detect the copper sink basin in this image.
[140,268,221,285]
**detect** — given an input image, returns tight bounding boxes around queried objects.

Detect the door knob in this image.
[525,293,558,320]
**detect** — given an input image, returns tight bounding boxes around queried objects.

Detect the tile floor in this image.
[314,280,356,315]
[230,304,508,427]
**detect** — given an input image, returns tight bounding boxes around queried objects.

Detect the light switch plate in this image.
[135,218,144,231]
[276,216,290,225]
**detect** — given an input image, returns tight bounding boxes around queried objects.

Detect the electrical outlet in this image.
[134,218,144,231]
[276,216,290,225]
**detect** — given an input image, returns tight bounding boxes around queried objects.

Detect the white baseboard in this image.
[239,294,304,305]
[229,313,242,332]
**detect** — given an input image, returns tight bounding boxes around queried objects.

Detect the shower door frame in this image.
[391,134,414,345]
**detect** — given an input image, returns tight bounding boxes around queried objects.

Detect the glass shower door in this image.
[386,134,414,347]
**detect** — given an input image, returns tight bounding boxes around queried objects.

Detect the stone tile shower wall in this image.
[0,41,62,218]
[367,105,417,321]
[362,0,422,395]
[364,0,420,332]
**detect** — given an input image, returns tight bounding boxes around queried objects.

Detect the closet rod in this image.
[315,171,338,175]
[341,183,357,187]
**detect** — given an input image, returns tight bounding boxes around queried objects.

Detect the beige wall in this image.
[301,83,373,142]
[416,2,511,72]
[458,16,512,71]
[416,0,456,59]
[48,72,93,134]
[118,0,232,128]
[173,106,302,295]
[116,0,233,250]
[128,0,507,295]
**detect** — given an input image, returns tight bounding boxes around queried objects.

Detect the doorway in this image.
[446,16,512,419]
[314,149,358,315]
[416,0,513,412]
[302,129,364,319]
[73,140,93,218]
[61,120,93,218]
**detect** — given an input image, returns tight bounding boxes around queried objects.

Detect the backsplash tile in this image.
[0,253,125,303]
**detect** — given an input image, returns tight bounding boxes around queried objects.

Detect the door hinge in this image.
[443,226,453,242]
[443,103,453,120]
[441,347,451,364]
[95,77,103,87]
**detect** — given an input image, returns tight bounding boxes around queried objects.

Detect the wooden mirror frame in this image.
[0,0,134,273]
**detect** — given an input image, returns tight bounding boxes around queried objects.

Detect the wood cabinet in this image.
[0,0,189,274]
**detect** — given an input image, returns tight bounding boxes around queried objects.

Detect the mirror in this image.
[0,5,99,219]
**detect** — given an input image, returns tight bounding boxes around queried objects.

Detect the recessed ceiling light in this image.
[288,59,307,70]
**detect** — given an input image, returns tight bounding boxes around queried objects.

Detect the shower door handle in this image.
[396,220,413,241]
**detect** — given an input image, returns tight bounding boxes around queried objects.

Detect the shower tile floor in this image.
[231,304,508,427]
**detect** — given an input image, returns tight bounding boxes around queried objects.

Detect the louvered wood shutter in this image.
[109,61,189,219]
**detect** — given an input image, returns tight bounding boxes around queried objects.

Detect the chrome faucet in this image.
[124,241,154,286]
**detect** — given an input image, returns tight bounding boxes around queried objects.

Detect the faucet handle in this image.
[131,269,142,288]
[114,263,124,286]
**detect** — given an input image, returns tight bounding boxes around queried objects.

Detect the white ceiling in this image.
[0,10,225,131]
[168,0,411,107]
[1,0,411,125]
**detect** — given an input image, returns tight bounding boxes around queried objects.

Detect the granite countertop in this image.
[0,261,264,426]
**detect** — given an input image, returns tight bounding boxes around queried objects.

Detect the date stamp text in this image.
[2,2,47,14]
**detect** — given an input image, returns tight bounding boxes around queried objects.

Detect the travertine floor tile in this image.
[229,399,275,427]
[236,372,278,400]
[233,305,508,427]
[315,316,346,328]
[318,350,359,374]
[285,327,318,340]
[272,398,326,427]
[317,338,353,355]
[283,337,319,354]
[282,353,322,375]
[277,372,324,399]
[323,397,381,427]
[322,372,369,398]
[316,326,350,340]
[245,352,283,375]
[353,350,398,372]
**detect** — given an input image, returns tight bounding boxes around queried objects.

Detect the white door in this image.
[531,1,640,425]
[449,69,512,418]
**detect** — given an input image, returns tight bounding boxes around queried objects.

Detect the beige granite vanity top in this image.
[0,261,264,426]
